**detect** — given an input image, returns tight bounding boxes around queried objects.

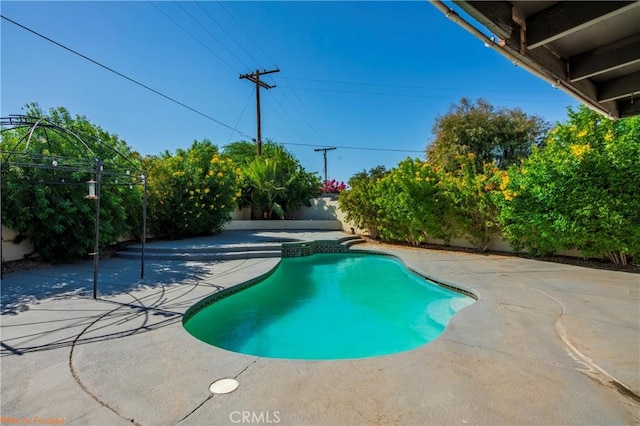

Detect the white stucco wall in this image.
[287,195,339,221]
[2,226,36,262]
[230,206,251,220]
[224,194,363,233]
[224,220,342,231]
[0,197,591,261]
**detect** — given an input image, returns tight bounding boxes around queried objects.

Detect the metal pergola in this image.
[0,114,147,299]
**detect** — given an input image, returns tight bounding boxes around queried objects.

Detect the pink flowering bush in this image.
[321,179,347,193]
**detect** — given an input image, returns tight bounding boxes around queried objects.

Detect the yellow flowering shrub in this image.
[438,156,503,251]
[570,143,591,158]
[145,140,241,239]
[500,105,640,263]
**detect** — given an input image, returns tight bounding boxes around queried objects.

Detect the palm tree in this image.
[243,157,295,219]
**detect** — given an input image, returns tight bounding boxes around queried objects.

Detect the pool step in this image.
[115,235,366,262]
[118,243,283,254]
[341,237,366,248]
[116,246,281,261]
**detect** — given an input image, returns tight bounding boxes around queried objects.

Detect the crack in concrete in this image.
[176,356,261,424]
[68,297,142,426]
[66,259,266,426]
[527,287,640,405]
[176,394,213,424]
[442,337,577,371]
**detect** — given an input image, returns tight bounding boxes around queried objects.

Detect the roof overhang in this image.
[434,1,640,119]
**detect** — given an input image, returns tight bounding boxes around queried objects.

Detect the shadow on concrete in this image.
[0,258,213,316]
[131,231,300,250]
[0,272,225,357]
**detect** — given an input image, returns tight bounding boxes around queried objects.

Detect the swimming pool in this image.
[183,252,474,360]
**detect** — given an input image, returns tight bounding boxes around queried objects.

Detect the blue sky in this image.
[1,1,579,183]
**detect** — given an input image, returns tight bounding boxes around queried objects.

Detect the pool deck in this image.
[1,230,638,425]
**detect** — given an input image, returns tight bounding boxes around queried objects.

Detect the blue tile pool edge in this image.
[182,265,279,324]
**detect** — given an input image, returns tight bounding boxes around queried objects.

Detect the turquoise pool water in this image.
[184,252,474,360]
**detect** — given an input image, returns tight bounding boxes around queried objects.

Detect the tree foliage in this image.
[222,140,281,166]
[427,98,549,171]
[1,104,141,262]
[339,104,638,266]
[241,157,292,219]
[499,106,640,264]
[375,159,452,246]
[223,140,321,219]
[439,154,503,251]
[339,157,500,251]
[144,140,241,239]
[337,166,388,238]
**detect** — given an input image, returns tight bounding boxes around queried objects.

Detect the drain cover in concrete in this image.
[209,378,239,394]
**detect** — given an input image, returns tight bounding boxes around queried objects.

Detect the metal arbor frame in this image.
[0,114,147,299]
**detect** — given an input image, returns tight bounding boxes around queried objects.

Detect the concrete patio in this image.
[1,231,638,425]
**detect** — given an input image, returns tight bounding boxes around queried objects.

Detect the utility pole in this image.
[239,68,280,156]
[314,147,337,182]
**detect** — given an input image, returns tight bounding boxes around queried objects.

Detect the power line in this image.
[240,68,280,156]
[227,89,255,144]
[285,84,332,144]
[235,100,424,154]
[281,141,423,153]
[278,85,568,102]
[147,1,241,74]
[0,14,252,139]
[263,100,313,144]
[153,1,291,149]
[281,77,553,93]
[216,1,278,69]
[1,14,424,157]
[262,76,330,145]
[314,147,336,182]
[214,2,331,144]
[268,90,312,140]
[173,1,252,72]
[195,2,265,71]
[163,3,334,148]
